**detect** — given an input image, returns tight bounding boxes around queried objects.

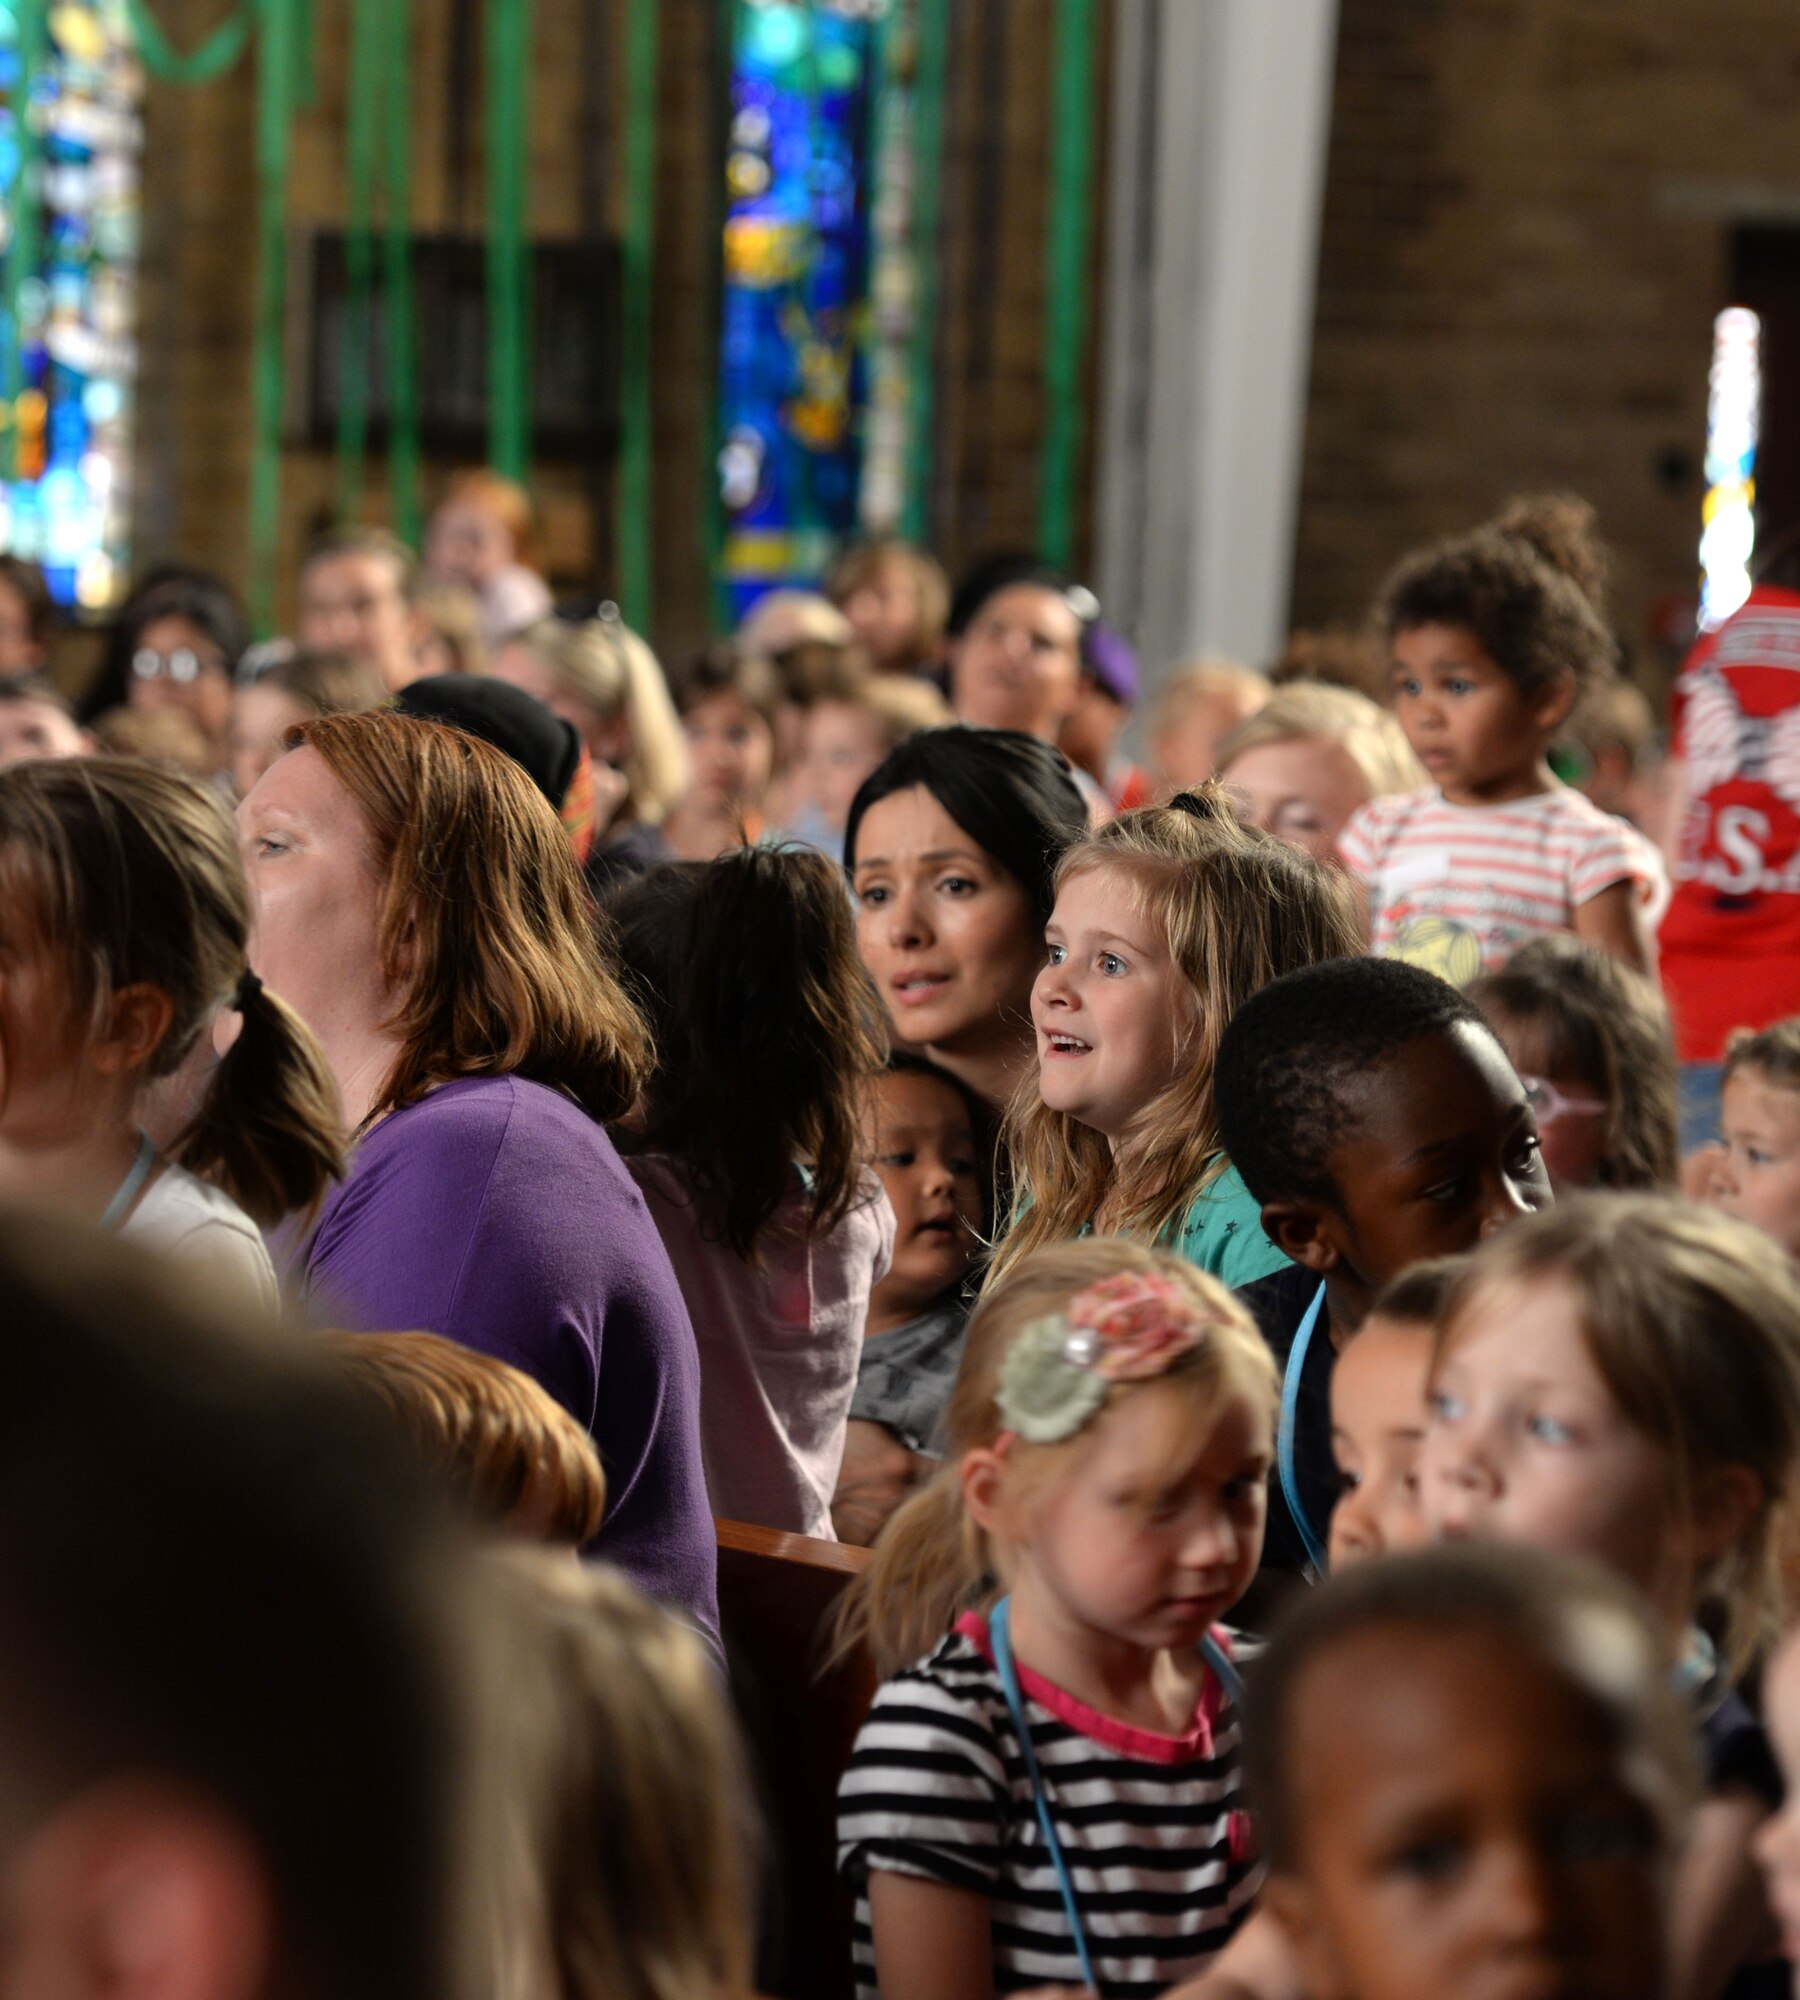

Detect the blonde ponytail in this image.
[837,1464,991,1678]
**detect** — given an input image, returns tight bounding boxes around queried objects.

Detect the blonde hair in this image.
[324,1330,605,1545]
[842,1239,1279,1676]
[1148,657,1269,738]
[504,616,689,826]
[826,539,952,668]
[1217,680,1424,800]
[482,1551,754,2000]
[0,757,344,1224]
[415,581,488,676]
[992,792,1362,1279]
[858,673,952,748]
[298,709,650,1124]
[1436,1193,1800,1677]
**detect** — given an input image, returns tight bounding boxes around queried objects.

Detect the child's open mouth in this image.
[1043,1032,1091,1056]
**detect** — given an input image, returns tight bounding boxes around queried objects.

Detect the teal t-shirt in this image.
[1161,1160,1290,1288]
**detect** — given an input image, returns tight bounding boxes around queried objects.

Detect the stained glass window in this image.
[0,0,140,612]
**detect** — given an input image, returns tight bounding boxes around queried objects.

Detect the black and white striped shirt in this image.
[837,1615,1258,2000]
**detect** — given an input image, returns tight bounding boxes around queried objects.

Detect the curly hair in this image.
[1215,957,1488,1206]
[1377,493,1615,703]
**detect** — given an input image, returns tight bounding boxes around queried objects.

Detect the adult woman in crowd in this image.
[238,708,718,1647]
[81,567,251,779]
[845,725,1087,1112]
[487,610,690,888]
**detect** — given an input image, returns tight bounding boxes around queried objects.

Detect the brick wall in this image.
[131,0,1110,659]
[1292,0,1800,673]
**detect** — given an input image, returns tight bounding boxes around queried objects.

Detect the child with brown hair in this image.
[1341,495,1661,981]
[325,1328,606,1546]
[839,1239,1276,1999]
[609,847,892,1540]
[1423,1193,1800,2000]
[828,537,952,678]
[1471,931,1680,1192]
[1707,1018,1800,1264]
[0,757,342,1307]
[662,642,784,860]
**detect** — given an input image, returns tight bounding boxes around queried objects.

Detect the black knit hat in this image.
[394,673,581,808]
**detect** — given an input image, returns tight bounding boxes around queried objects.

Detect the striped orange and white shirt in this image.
[1338,785,1660,984]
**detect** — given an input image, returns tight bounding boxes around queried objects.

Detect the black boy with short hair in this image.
[1216,956,1551,1576]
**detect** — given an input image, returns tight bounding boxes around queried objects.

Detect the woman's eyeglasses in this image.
[132,646,224,684]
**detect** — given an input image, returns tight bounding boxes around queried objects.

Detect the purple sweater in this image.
[298,1076,719,1650]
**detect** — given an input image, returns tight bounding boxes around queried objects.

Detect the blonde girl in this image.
[488,613,690,873]
[997,790,1363,1289]
[838,1239,1277,2000]
[1423,1193,1800,2000]
[0,757,342,1306]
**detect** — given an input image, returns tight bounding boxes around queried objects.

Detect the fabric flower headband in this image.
[995,1271,1214,1445]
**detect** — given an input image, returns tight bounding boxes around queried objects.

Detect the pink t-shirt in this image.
[627,1156,895,1541]
[1338,785,1659,984]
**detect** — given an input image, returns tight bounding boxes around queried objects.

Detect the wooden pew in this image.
[715,1519,877,2000]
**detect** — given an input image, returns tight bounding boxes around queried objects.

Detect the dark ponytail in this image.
[176,976,345,1227]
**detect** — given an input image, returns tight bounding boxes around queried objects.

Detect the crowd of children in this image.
[6,478,1800,2000]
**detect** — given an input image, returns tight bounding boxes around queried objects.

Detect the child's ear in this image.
[961,1447,1009,1540]
[1530,667,1578,736]
[92,983,175,1079]
[1262,1874,1352,2000]
[1260,1198,1345,1278]
[1688,1463,1765,1572]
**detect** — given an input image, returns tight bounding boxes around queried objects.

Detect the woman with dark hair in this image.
[237,708,718,1647]
[845,725,1087,1110]
[83,566,252,779]
[608,846,892,1539]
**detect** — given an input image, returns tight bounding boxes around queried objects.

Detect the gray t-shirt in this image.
[848,1300,968,1456]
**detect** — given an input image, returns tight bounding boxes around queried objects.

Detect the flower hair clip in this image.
[995,1271,1214,1445]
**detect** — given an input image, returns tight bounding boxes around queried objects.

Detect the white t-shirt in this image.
[627,1154,895,1540]
[121,1163,280,1315]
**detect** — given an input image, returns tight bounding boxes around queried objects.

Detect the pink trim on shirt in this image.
[953,1609,1228,1763]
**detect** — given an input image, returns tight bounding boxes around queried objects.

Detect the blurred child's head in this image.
[1250,1541,1694,2000]
[0,757,343,1221]
[668,642,782,818]
[1379,496,1614,799]
[1328,1259,1464,1568]
[1712,1020,1800,1262]
[425,469,541,588]
[0,678,91,766]
[299,527,429,693]
[0,554,52,679]
[1217,680,1423,865]
[735,587,852,661]
[1471,934,1679,1194]
[1147,656,1269,792]
[1754,1623,1800,1975]
[828,539,950,675]
[412,577,487,678]
[998,792,1362,1272]
[793,660,949,841]
[325,1329,606,1546]
[229,648,387,800]
[1216,958,1550,1320]
[1559,674,1658,823]
[485,1549,753,2000]
[852,1239,1277,1674]
[493,614,689,827]
[865,1054,986,1324]
[1424,1193,1800,1673]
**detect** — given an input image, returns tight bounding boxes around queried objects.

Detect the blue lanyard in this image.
[100,1130,157,1232]
[988,1595,1242,1994]
[1279,1283,1330,1573]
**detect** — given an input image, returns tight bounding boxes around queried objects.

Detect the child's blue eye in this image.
[1428,1389,1466,1424]
[1046,942,1067,966]
[1527,1413,1574,1447]
[1099,952,1126,976]
[1443,677,1475,697]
